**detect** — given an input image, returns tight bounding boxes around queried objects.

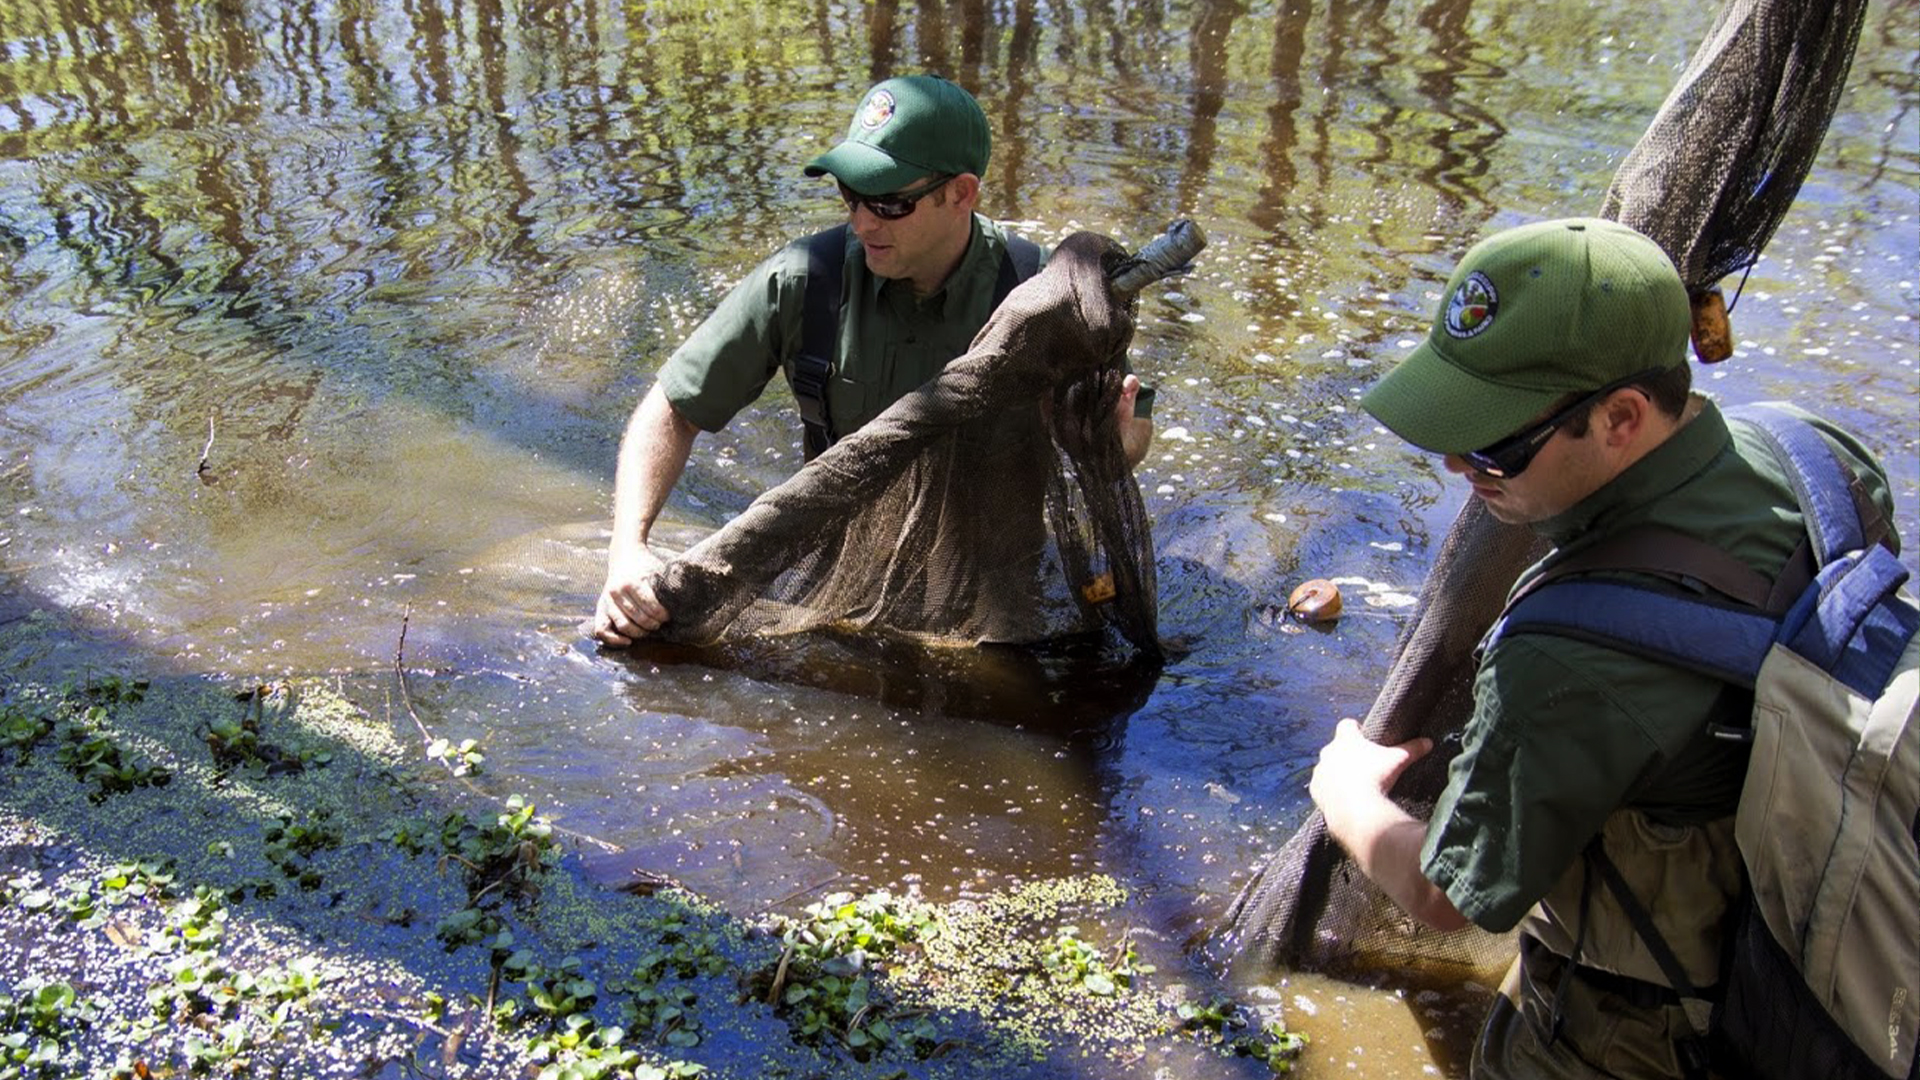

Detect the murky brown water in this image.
[1,0,1915,1074]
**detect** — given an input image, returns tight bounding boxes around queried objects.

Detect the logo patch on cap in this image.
[857,90,896,132]
[1444,271,1498,339]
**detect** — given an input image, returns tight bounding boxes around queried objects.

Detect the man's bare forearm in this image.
[611,383,699,559]
[1321,791,1469,933]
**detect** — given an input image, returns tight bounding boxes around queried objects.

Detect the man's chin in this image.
[1473,490,1525,525]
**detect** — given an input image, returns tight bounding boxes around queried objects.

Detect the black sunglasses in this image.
[1461,368,1664,478]
[837,174,954,221]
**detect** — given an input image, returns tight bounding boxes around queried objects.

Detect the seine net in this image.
[1220,0,1870,980]
[645,227,1201,659]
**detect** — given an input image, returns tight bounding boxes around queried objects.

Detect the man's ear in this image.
[947,173,982,212]
[1600,389,1651,448]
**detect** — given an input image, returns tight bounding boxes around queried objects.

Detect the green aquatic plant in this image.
[428,736,486,777]
[0,873,42,910]
[156,885,231,956]
[27,859,182,933]
[379,817,434,856]
[181,1018,254,1073]
[263,811,343,890]
[206,687,335,778]
[501,953,598,1025]
[600,908,730,1051]
[78,675,148,706]
[523,1013,708,1080]
[1037,925,1154,996]
[1171,995,1311,1074]
[618,981,702,1048]
[629,910,730,982]
[438,795,559,905]
[0,703,53,760]
[1232,1020,1309,1073]
[202,713,262,769]
[97,859,178,904]
[0,977,106,1079]
[1175,995,1237,1033]
[751,891,942,1062]
[434,905,505,950]
[52,723,171,802]
[529,1015,639,1079]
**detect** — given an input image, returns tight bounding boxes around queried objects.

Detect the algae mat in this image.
[0,607,1311,1080]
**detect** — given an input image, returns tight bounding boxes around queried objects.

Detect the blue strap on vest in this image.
[790,224,1042,461]
[1486,403,1913,699]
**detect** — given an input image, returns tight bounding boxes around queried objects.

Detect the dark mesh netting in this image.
[1600,0,1870,291]
[1221,0,1869,979]
[645,229,1179,657]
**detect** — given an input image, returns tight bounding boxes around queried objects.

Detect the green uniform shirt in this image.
[657,214,1035,437]
[1420,398,1895,933]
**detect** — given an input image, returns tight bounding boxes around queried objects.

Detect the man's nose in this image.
[848,203,882,235]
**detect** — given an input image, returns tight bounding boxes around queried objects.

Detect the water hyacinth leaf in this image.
[819,951,864,977]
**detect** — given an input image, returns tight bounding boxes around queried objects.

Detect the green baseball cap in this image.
[1362,218,1691,455]
[804,75,990,195]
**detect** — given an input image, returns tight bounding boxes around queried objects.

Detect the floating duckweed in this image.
[0,635,1312,1079]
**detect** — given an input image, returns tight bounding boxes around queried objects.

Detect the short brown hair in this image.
[1561,362,1692,438]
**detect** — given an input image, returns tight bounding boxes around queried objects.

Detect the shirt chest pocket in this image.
[830,338,948,434]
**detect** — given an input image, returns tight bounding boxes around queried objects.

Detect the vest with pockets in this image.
[787,223,1042,460]
[1485,402,1920,1080]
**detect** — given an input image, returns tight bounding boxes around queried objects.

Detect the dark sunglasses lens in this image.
[865,195,915,219]
[1465,444,1530,478]
[837,183,916,220]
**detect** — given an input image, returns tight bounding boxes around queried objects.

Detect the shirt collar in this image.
[1535,394,1731,547]
[862,214,993,317]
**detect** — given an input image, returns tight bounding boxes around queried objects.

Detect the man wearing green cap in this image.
[1306,218,1895,1078]
[593,75,1155,646]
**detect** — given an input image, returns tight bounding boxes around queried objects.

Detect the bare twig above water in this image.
[393,606,434,749]
[196,414,216,483]
[771,872,846,908]
[391,604,623,854]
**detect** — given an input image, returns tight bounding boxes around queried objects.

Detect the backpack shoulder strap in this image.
[1488,407,1892,685]
[1726,403,1892,564]
[1492,578,1777,688]
[1584,841,1718,1079]
[993,234,1043,306]
[794,225,849,461]
[793,228,1038,461]
[1511,525,1778,611]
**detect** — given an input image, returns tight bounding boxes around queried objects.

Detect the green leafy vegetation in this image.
[750,891,942,1062]
[438,795,559,906]
[1038,925,1155,996]
[202,689,335,778]
[0,977,106,1079]
[427,736,486,777]
[1176,995,1310,1073]
[42,678,169,802]
[0,663,1320,1078]
[261,811,343,891]
[1232,1021,1310,1072]
[0,704,53,759]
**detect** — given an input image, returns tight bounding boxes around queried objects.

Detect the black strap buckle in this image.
[790,350,832,431]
